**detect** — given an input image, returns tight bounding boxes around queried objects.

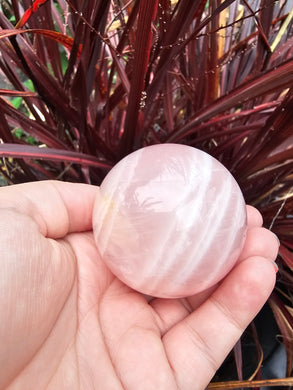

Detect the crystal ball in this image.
[93,144,247,298]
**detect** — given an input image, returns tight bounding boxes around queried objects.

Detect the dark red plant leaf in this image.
[0,89,36,97]
[242,149,293,178]
[164,72,175,131]
[167,59,293,142]
[283,241,293,251]
[119,0,159,157]
[7,35,83,133]
[0,29,81,55]
[279,244,293,270]
[208,378,293,389]
[43,1,65,81]
[269,293,293,376]
[144,0,236,120]
[233,340,243,381]
[11,0,20,23]
[0,143,112,170]
[114,0,139,55]
[109,46,130,95]
[0,108,13,143]
[15,0,49,29]
[248,322,264,382]
[242,0,271,58]
[0,97,66,149]
[205,1,221,104]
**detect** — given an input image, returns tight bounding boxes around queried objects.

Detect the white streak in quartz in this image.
[207,184,245,282]
[148,170,232,296]
[141,152,213,293]
[184,179,245,292]
[180,174,232,280]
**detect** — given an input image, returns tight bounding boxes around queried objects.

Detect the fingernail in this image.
[272,232,280,247]
[271,261,279,273]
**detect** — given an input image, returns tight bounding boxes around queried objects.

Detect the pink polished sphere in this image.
[93,144,247,298]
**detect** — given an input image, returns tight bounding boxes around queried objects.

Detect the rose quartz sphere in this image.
[93,144,247,298]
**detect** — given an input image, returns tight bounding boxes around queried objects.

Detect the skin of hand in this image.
[0,181,279,390]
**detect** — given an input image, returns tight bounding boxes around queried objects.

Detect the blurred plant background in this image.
[0,0,292,387]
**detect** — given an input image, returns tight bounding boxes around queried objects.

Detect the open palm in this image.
[0,181,278,390]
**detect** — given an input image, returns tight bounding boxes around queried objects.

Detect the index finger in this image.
[246,205,263,228]
[0,180,99,238]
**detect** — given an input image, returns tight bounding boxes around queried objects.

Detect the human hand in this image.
[0,181,279,390]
